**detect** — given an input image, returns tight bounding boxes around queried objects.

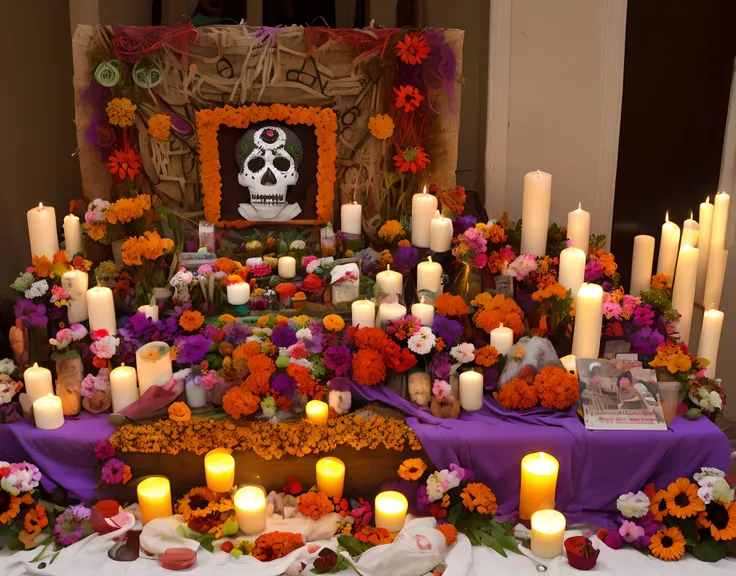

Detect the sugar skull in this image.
[236,125,303,221]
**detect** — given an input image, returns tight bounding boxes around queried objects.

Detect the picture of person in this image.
[616,371,647,409]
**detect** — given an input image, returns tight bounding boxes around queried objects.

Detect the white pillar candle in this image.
[62,270,89,324]
[411,298,435,326]
[490,323,514,355]
[374,491,408,533]
[137,304,159,321]
[656,212,680,285]
[277,256,296,279]
[430,211,453,253]
[571,283,603,359]
[26,203,59,259]
[351,299,376,327]
[375,265,403,298]
[185,379,208,408]
[530,509,566,559]
[63,214,83,255]
[110,364,139,413]
[566,202,590,252]
[226,282,251,305]
[316,457,345,497]
[629,235,655,296]
[703,248,728,309]
[520,170,552,256]
[696,197,714,303]
[377,302,407,327]
[23,363,53,404]
[458,370,484,412]
[87,286,117,334]
[340,202,362,235]
[671,244,699,346]
[681,213,699,247]
[411,186,438,248]
[558,247,585,298]
[32,394,64,430]
[233,486,267,534]
[710,192,730,252]
[136,342,173,396]
[416,256,443,295]
[698,308,724,378]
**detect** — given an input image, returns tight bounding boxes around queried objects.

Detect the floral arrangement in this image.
[495,364,579,411]
[0,359,23,422]
[176,487,237,545]
[121,230,176,304]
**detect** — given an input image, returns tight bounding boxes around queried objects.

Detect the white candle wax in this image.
[530,509,566,559]
[411,300,435,326]
[23,363,53,404]
[430,211,453,253]
[374,491,408,533]
[375,265,403,298]
[704,248,729,309]
[137,304,159,321]
[710,192,730,252]
[110,364,139,413]
[490,323,514,356]
[278,256,296,279]
[566,202,590,252]
[630,235,655,296]
[377,303,407,327]
[520,170,552,256]
[698,308,724,378]
[226,282,251,305]
[351,299,376,327]
[571,283,603,359]
[63,214,83,255]
[656,213,680,285]
[136,342,173,397]
[671,244,699,346]
[87,286,117,334]
[340,202,362,235]
[411,186,438,248]
[33,394,64,430]
[26,203,59,259]
[681,214,699,248]
[459,370,484,411]
[186,379,208,408]
[558,247,585,298]
[560,354,577,374]
[696,197,714,303]
[416,256,443,295]
[62,270,89,324]
[234,486,267,534]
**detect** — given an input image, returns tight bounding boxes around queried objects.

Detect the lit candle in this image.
[137,304,159,321]
[26,203,59,259]
[520,170,552,256]
[458,370,484,412]
[629,235,655,296]
[703,249,728,309]
[671,244,699,346]
[657,212,680,285]
[411,297,435,326]
[519,452,559,520]
[233,485,267,534]
[110,364,138,413]
[316,457,345,497]
[351,299,376,327]
[571,283,603,359]
[375,265,403,298]
[698,308,724,378]
[135,342,173,397]
[32,394,64,430]
[305,400,329,425]
[558,247,585,298]
[530,509,566,558]
[416,256,443,296]
[490,323,514,356]
[62,270,89,324]
[681,212,699,247]
[377,302,407,327]
[696,197,714,303]
[566,202,590,252]
[560,354,577,374]
[430,211,453,253]
[137,476,172,525]
[23,363,53,404]
[63,214,83,256]
[226,282,250,305]
[340,202,362,235]
[411,186,438,248]
[278,256,296,279]
[87,286,117,334]
[204,449,235,493]
[374,491,408,533]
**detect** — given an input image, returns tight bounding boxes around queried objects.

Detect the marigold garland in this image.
[252,531,304,561]
[297,491,334,520]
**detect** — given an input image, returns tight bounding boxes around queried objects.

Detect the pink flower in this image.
[619,520,645,543]
[250,263,272,278]
[602,300,622,320]
[90,335,120,359]
[432,379,451,400]
[70,324,88,340]
[94,440,115,460]
[100,458,126,485]
[197,264,213,275]
[622,295,638,318]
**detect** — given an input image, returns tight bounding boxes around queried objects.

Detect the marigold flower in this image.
[106,97,136,127]
[148,113,172,141]
[352,348,386,386]
[398,458,427,481]
[222,387,260,419]
[368,114,395,140]
[533,366,579,410]
[168,401,191,422]
[496,376,538,410]
[461,482,498,515]
[435,293,469,318]
[297,491,334,520]
[354,525,393,546]
[436,523,458,546]
[179,310,205,332]
[252,531,304,561]
[378,220,405,242]
[323,314,345,332]
[475,345,500,368]
[32,255,52,278]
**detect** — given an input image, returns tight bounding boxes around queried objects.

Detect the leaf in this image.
[336,534,373,558]
[447,504,463,527]
[473,528,507,558]
[691,539,728,563]
[221,519,239,537]
[678,520,699,547]
[312,548,339,573]
[176,524,215,553]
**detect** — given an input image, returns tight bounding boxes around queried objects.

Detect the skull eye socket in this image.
[273,156,291,172]
[247,157,265,172]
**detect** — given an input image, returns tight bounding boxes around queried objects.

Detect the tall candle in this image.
[416,256,443,295]
[490,323,514,355]
[411,186,438,248]
[459,370,484,412]
[110,364,139,413]
[62,270,89,324]
[681,213,699,247]
[136,342,173,396]
[26,203,59,259]
[375,265,403,298]
[32,394,64,430]
[629,235,655,296]
[305,400,329,425]
[671,244,699,346]
[137,476,172,525]
[138,304,159,321]
[226,282,250,305]
[23,363,53,404]
[351,299,376,327]
[430,211,453,253]
[530,510,566,558]
[63,214,83,256]
[710,192,730,252]
[374,491,408,533]
[377,302,407,327]
[519,452,559,520]
[571,283,603,359]
[696,197,714,303]
[411,297,435,326]
[656,212,680,285]
[233,485,267,534]
[340,202,362,235]
[278,256,296,279]
[703,249,728,309]
[520,170,552,256]
[204,449,235,493]
[558,247,585,298]
[698,308,724,378]
[566,202,590,252]
[87,286,117,334]
[316,457,345,498]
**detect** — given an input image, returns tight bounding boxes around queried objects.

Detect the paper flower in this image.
[450,343,475,364]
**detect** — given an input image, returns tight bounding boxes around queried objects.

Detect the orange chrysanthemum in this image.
[107,148,142,180]
[222,387,260,419]
[533,366,580,410]
[368,114,395,140]
[179,310,205,332]
[352,348,386,386]
[496,376,538,410]
[106,195,151,224]
[436,523,458,546]
[471,292,525,338]
[393,85,425,113]
[398,458,427,481]
[435,293,469,318]
[168,402,191,422]
[32,255,52,278]
[475,345,500,368]
[215,258,240,274]
[393,146,430,174]
[461,483,498,515]
[252,531,304,561]
[396,33,430,65]
[651,273,668,290]
[23,504,48,535]
[297,491,334,521]
[232,341,262,361]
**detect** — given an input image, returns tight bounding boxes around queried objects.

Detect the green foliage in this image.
[176,524,215,552]
[336,534,374,558]
[691,539,729,562]
[447,504,520,558]
[641,286,678,321]
[590,234,607,250]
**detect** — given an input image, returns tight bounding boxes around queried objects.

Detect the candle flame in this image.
[420,296,425,304]
[499,322,503,328]
[706,196,710,204]
[386,264,390,271]
[665,211,669,222]
[33,362,38,368]
[422,185,427,195]
[37,203,44,211]
[578,202,582,210]
[690,210,693,220]
[427,256,433,263]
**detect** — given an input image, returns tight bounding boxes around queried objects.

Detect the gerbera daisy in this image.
[649,526,685,561]
[393,85,424,113]
[696,500,736,541]
[650,489,669,522]
[394,147,430,174]
[107,148,142,180]
[664,478,705,519]
[395,33,430,65]
[398,458,427,481]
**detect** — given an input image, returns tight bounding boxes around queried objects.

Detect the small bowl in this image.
[564,536,600,570]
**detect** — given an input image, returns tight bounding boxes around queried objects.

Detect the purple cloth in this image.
[351,383,731,527]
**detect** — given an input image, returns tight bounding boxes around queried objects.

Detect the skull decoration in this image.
[236,125,303,221]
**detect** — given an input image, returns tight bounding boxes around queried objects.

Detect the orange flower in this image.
[323,314,345,332]
[475,345,500,368]
[471,292,525,338]
[233,341,262,361]
[650,489,669,522]
[215,258,240,274]
[23,505,48,534]
[86,222,107,241]
[168,402,191,422]
[393,85,425,112]
[368,114,395,140]
[352,348,386,386]
[651,273,668,290]
[394,146,430,174]
[532,282,569,302]
[396,33,430,65]
[122,465,132,485]
[436,523,458,546]
[663,478,705,519]
[461,483,498,515]
[398,458,427,481]
[32,255,52,278]
[106,195,151,224]
[496,376,538,410]
[106,97,136,127]
[107,148,142,180]
[533,366,580,410]
[148,114,172,141]
[297,491,334,520]
[354,525,393,546]
[435,293,469,318]
[180,310,205,332]
[252,531,304,561]
[486,224,507,244]
[222,387,260,419]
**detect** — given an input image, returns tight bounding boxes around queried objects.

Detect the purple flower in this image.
[391,245,420,275]
[633,305,655,327]
[324,346,352,376]
[14,299,48,326]
[416,485,430,513]
[248,299,269,311]
[484,367,499,391]
[271,373,297,398]
[629,326,665,355]
[449,463,474,482]
[328,377,352,392]
[94,440,115,460]
[619,520,645,543]
[271,324,297,348]
[174,335,212,365]
[54,505,92,546]
[453,215,477,236]
[432,315,463,345]
[604,529,623,550]
[584,258,603,282]
[306,323,324,354]
[222,322,250,345]
[429,352,452,381]
[101,458,126,485]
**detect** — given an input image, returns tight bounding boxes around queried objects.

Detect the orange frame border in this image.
[196,103,337,228]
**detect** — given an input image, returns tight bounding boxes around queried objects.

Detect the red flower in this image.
[107,148,142,180]
[282,476,303,495]
[301,273,324,292]
[394,147,430,174]
[396,33,430,65]
[393,85,424,112]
